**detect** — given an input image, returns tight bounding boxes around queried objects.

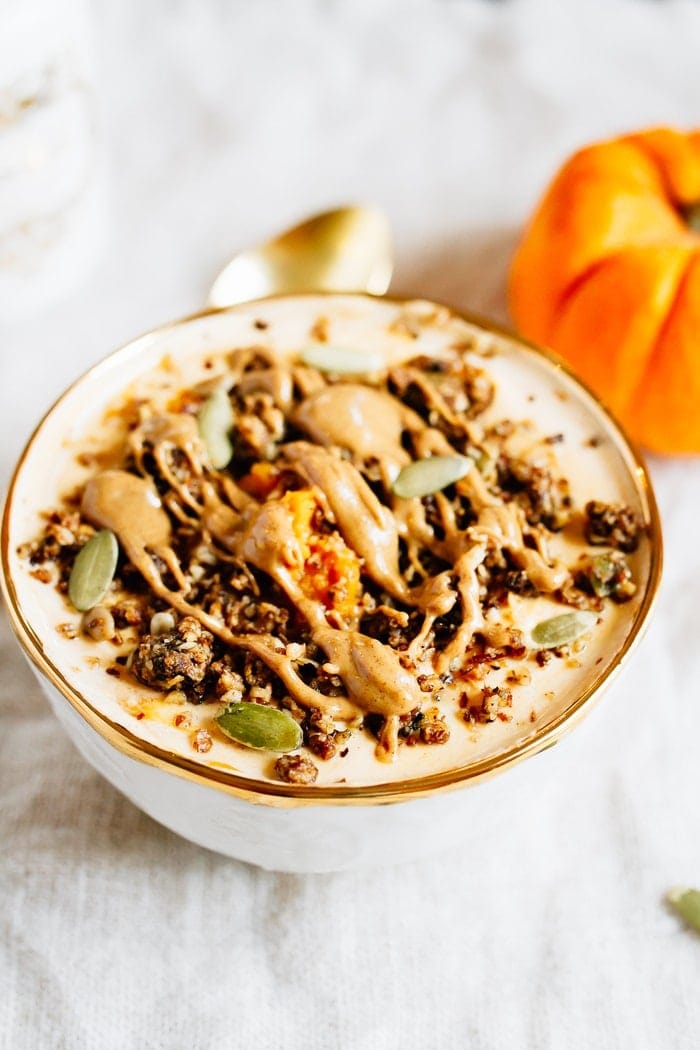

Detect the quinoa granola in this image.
[21,303,646,784]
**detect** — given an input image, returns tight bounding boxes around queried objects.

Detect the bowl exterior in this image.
[27,659,570,873]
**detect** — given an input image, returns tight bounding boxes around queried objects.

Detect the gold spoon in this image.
[207,206,393,308]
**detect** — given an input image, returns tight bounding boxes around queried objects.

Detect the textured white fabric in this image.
[2,1,700,1047]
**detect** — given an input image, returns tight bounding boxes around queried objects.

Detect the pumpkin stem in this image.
[682,201,700,234]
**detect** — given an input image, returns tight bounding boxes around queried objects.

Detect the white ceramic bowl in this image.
[1,294,662,872]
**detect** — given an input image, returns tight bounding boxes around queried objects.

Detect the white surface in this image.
[2,1,700,1047]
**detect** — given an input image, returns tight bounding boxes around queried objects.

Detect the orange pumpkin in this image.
[509,127,700,453]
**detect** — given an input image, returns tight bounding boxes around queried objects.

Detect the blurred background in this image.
[4,0,700,480]
[3,3,700,1048]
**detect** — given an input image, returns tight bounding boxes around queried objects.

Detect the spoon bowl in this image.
[207,206,393,307]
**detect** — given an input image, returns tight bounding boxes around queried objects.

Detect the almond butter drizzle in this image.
[79,357,570,752]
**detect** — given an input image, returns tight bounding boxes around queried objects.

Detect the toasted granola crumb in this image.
[419,718,450,745]
[29,567,53,584]
[310,316,330,342]
[275,753,318,784]
[464,684,513,725]
[131,616,214,692]
[82,605,115,641]
[584,500,643,552]
[191,728,212,753]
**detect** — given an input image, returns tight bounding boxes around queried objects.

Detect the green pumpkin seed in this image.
[581,552,636,602]
[586,553,618,597]
[392,455,472,499]
[668,887,700,932]
[216,701,303,752]
[531,610,597,649]
[68,529,119,612]
[198,388,234,469]
[300,345,384,375]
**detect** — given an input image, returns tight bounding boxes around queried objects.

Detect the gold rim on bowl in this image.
[0,294,663,808]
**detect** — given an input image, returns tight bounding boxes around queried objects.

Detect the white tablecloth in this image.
[3,2,700,1047]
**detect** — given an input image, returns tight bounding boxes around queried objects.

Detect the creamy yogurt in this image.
[5,294,655,789]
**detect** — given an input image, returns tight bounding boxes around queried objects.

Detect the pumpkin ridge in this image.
[510,169,686,343]
[512,211,687,346]
[545,225,692,343]
[550,244,693,422]
[542,254,615,343]
[546,242,689,347]
[624,132,682,211]
[625,128,700,216]
[631,247,700,436]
